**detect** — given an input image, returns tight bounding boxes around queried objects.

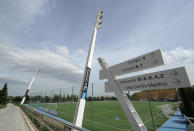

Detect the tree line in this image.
[10,94,118,103]
[29,95,118,103]
[0,83,8,105]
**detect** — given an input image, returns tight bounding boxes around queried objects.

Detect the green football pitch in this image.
[35,101,176,131]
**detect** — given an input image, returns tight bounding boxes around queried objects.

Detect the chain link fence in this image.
[19,83,178,131]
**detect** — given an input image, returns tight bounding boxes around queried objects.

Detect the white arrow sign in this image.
[105,67,191,92]
[99,49,164,80]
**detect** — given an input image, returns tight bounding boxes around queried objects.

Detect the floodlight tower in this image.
[73,9,103,128]
[20,67,39,105]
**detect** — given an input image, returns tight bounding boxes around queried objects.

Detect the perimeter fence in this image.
[20,83,178,131]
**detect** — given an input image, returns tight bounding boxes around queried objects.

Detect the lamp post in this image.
[20,67,39,105]
[73,9,103,128]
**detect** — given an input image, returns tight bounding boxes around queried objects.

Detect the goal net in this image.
[156,104,175,118]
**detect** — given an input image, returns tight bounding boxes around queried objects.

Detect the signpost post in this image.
[147,91,155,131]
[98,58,147,131]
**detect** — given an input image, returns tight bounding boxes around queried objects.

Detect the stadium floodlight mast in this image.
[73,9,103,128]
[20,67,39,105]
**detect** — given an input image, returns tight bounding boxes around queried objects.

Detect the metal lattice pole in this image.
[73,9,103,128]
[21,67,39,105]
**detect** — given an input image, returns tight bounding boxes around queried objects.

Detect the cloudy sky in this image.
[0,0,194,96]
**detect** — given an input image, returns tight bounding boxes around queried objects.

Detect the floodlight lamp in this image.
[96,26,102,30]
[96,14,103,20]
[98,9,103,15]
[97,18,102,24]
[99,15,103,19]
[98,10,103,14]
[98,21,102,25]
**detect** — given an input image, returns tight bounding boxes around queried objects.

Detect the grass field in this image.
[33,101,176,131]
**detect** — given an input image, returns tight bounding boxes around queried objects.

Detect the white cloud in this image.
[56,46,69,57]
[73,49,86,56]
[0,43,83,83]
[163,47,194,84]
[163,47,194,65]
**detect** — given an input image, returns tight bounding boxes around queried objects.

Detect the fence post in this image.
[70,86,74,122]
[60,88,61,103]
[91,83,94,130]
[128,90,131,100]
[147,91,155,131]
[40,114,44,131]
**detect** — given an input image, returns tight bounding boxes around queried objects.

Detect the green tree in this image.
[53,94,59,102]
[101,96,104,101]
[178,87,194,116]
[0,90,3,104]
[8,96,14,102]
[25,95,30,103]
[62,95,67,102]
[110,96,117,100]
[67,94,70,100]
[0,83,8,104]
[131,94,139,101]
[88,96,92,101]
[44,96,50,102]
[13,96,22,103]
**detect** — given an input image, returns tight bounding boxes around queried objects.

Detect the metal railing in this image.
[183,115,194,131]
[184,114,194,125]
[20,104,90,131]
[21,105,54,131]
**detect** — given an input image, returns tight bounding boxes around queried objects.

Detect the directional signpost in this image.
[99,49,164,80]
[98,49,191,131]
[105,67,191,92]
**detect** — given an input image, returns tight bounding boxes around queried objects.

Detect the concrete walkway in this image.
[0,103,34,131]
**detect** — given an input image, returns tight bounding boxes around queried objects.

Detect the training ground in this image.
[32,101,176,131]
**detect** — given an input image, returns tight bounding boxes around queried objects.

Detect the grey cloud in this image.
[0,75,27,85]
[0,0,51,32]
[0,43,83,83]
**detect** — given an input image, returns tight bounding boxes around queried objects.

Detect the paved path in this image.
[0,103,31,131]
